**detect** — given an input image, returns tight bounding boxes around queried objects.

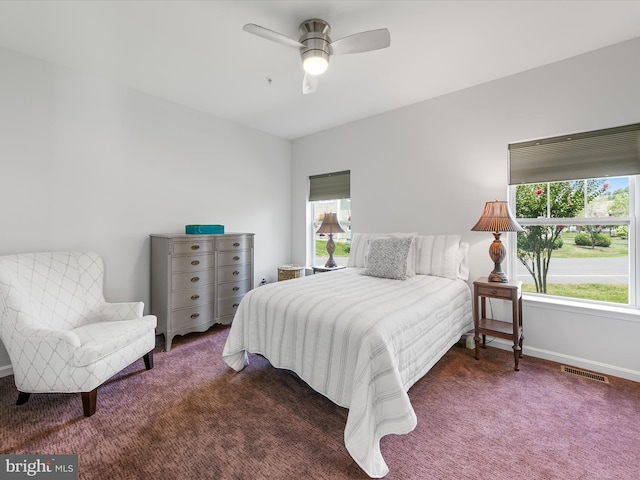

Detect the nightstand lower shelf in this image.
[478,317,517,338]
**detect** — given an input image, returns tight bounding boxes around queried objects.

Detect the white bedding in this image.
[222,267,473,478]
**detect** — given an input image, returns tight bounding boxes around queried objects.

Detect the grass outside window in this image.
[549,232,627,259]
[315,239,350,257]
[522,283,628,304]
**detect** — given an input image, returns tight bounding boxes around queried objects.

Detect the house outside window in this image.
[508,124,639,307]
[309,171,351,267]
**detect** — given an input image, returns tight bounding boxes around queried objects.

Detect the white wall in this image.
[291,37,640,382]
[0,47,292,375]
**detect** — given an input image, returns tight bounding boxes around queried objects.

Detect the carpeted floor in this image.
[1,325,639,479]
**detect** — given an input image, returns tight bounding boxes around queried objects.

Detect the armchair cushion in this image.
[72,316,156,367]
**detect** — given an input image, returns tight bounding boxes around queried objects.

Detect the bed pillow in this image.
[348,232,417,277]
[347,233,373,268]
[457,242,470,280]
[371,233,416,277]
[362,236,413,280]
[414,234,462,280]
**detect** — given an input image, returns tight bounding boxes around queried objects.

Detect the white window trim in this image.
[522,292,640,324]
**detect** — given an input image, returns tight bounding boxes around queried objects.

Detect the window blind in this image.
[508,123,640,185]
[309,170,351,201]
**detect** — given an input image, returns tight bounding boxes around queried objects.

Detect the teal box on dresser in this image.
[185,224,225,234]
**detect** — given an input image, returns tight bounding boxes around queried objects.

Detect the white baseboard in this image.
[0,363,13,378]
[489,338,640,383]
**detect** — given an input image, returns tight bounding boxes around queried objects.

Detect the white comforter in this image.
[222,267,473,478]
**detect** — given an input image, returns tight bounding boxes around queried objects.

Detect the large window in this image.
[508,124,639,307]
[309,171,351,267]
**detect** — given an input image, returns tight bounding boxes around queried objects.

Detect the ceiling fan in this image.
[243,18,391,94]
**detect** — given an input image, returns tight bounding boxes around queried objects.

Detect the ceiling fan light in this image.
[303,55,329,75]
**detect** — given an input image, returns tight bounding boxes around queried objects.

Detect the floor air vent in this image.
[561,365,609,383]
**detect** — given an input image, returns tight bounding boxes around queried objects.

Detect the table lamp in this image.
[316,212,345,268]
[471,200,524,283]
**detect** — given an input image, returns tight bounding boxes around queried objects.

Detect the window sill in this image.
[522,293,640,323]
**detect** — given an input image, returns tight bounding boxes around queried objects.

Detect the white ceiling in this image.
[1,1,640,140]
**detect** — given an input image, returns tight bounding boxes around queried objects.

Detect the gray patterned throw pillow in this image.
[363,236,413,280]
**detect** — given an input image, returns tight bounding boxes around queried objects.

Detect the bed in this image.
[222,233,474,478]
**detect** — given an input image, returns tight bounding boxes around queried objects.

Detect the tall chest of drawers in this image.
[150,233,254,351]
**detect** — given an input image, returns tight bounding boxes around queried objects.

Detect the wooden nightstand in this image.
[473,277,523,371]
[312,265,347,274]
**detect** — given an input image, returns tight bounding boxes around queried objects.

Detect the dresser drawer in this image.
[218,250,250,266]
[171,254,213,273]
[217,279,251,300]
[173,241,213,255]
[218,297,242,318]
[217,237,251,251]
[171,303,215,330]
[172,269,214,291]
[171,285,214,309]
[218,264,250,282]
[476,284,514,299]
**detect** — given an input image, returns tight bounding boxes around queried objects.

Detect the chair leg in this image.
[82,389,98,417]
[144,350,154,370]
[16,391,31,405]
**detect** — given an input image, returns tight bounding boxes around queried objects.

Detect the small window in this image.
[309,171,351,268]
[311,200,351,267]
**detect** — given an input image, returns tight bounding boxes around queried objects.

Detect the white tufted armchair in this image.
[0,251,157,416]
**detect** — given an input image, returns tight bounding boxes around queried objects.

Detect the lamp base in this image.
[324,258,338,268]
[324,233,338,268]
[488,267,509,283]
[487,232,509,283]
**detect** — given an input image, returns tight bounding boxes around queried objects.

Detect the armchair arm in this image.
[95,302,144,322]
[7,308,82,348]
[9,324,81,393]
[17,324,81,348]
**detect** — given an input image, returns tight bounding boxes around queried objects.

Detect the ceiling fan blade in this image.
[243,23,305,49]
[329,28,391,55]
[302,73,319,95]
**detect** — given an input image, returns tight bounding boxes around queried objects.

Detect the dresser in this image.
[150,233,254,351]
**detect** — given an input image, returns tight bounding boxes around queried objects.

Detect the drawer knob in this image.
[233,255,240,261]
[191,313,200,319]
[191,294,200,300]
[232,286,239,291]
[191,245,200,250]
[491,290,498,295]
[191,276,200,283]
[232,303,239,309]
[233,242,240,247]
[232,270,240,276]
[191,260,200,266]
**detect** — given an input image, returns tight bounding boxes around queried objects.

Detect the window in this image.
[309,171,351,267]
[508,124,639,307]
